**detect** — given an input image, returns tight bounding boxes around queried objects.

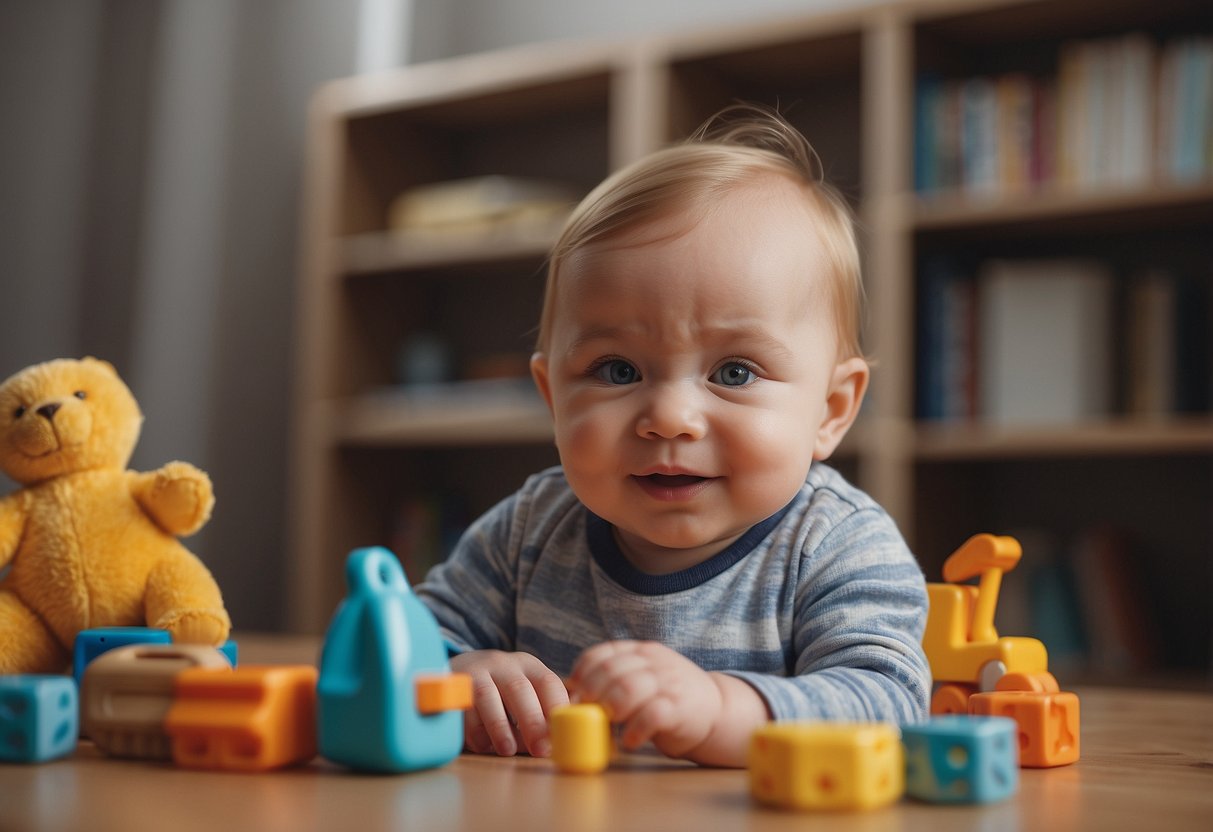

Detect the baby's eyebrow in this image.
[564,326,631,356]
[565,323,796,361]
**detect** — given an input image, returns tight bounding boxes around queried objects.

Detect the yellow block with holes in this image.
[749,722,904,811]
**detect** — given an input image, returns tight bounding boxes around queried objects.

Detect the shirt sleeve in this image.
[725,507,932,725]
[414,491,522,655]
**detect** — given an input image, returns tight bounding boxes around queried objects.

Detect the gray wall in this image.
[410,0,874,62]
[0,0,362,632]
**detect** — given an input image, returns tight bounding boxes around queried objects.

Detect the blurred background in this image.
[2,0,1210,688]
[0,0,863,632]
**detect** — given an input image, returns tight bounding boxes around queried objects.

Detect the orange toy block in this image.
[165,664,319,772]
[415,673,473,715]
[968,690,1079,768]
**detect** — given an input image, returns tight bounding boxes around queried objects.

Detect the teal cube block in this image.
[903,715,1018,803]
[0,675,78,763]
[73,627,238,684]
[318,547,462,773]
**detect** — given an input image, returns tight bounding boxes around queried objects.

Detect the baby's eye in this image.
[711,362,756,387]
[593,359,640,385]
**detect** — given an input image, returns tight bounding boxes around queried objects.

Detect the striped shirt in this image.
[415,463,931,724]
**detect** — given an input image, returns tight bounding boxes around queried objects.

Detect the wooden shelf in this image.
[331,382,552,447]
[914,417,1213,461]
[912,182,1213,235]
[340,219,565,275]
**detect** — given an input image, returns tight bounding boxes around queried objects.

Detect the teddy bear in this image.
[0,357,230,674]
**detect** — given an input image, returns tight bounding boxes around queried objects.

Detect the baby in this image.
[416,105,930,768]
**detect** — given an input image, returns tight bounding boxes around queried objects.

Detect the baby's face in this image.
[532,178,864,574]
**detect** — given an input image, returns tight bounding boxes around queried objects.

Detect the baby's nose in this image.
[36,402,61,421]
[637,383,706,440]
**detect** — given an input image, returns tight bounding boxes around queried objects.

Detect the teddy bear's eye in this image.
[13,405,26,419]
[74,390,86,400]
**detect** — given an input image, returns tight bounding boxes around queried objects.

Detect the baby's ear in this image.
[813,356,869,461]
[530,352,554,415]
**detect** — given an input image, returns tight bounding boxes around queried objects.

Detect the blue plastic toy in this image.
[902,715,1019,803]
[73,627,238,684]
[0,675,78,763]
[317,546,463,772]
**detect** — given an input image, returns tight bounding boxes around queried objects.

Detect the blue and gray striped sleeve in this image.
[726,506,932,724]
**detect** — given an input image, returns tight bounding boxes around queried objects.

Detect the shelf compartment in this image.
[914,417,1213,461]
[329,381,553,447]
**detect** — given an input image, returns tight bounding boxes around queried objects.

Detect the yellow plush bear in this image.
[0,357,230,674]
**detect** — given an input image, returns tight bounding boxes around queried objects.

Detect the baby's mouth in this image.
[631,472,716,501]
[641,473,707,487]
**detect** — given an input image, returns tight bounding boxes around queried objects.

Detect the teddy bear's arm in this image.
[128,462,215,538]
[0,491,29,569]
[145,549,231,646]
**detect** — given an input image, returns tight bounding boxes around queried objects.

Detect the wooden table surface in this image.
[1,634,1210,832]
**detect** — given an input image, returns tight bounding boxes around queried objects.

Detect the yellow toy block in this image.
[749,723,904,811]
[969,690,1080,768]
[550,703,611,774]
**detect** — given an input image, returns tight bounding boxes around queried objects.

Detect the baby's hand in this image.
[569,640,724,761]
[449,649,568,757]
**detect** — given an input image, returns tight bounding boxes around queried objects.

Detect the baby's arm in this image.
[733,508,932,726]
[569,640,769,767]
[413,491,571,755]
[450,649,569,757]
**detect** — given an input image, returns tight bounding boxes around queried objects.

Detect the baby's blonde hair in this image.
[538,104,865,359]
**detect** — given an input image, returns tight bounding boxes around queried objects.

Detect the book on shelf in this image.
[915,32,1213,197]
[1124,270,1177,418]
[918,258,1210,426]
[916,257,976,421]
[1068,526,1159,675]
[978,259,1114,426]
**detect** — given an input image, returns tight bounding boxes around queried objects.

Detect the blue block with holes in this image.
[317,547,462,773]
[0,675,79,763]
[73,627,238,684]
[902,715,1018,803]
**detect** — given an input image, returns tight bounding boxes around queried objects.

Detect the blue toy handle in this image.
[346,546,410,596]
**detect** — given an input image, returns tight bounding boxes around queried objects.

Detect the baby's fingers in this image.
[470,675,518,756]
[463,706,493,754]
[499,673,557,757]
[620,695,679,751]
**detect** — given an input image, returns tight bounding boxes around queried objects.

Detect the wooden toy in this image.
[550,703,612,774]
[922,534,1049,714]
[73,626,238,685]
[164,665,318,771]
[317,546,471,773]
[968,689,1080,767]
[749,722,904,811]
[902,715,1018,803]
[0,675,78,763]
[80,643,231,759]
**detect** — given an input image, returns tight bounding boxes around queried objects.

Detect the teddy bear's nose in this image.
[36,402,61,421]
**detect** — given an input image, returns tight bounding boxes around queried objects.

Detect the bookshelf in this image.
[290,0,1212,684]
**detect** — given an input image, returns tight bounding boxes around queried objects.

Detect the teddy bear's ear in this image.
[82,356,118,376]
